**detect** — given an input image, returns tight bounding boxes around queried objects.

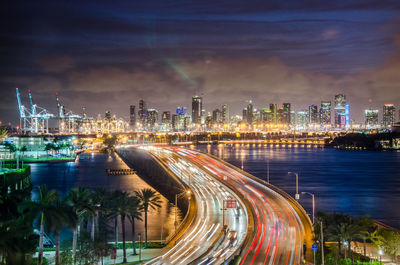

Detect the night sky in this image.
[1,0,400,125]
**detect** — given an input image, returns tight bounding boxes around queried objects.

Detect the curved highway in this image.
[125,146,311,265]
[142,146,249,265]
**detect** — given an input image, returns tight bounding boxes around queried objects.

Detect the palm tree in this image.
[135,188,162,248]
[90,187,111,239]
[330,222,360,259]
[115,191,132,263]
[357,215,375,257]
[66,187,94,262]
[19,185,60,265]
[47,197,77,265]
[127,195,142,255]
[108,190,132,263]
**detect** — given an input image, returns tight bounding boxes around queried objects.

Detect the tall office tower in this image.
[283,103,291,124]
[297,110,309,127]
[222,104,229,123]
[212,109,222,124]
[277,107,285,124]
[171,114,179,131]
[201,109,206,124]
[147,109,158,130]
[308,105,318,124]
[261,108,274,123]
[105,110,111,120]
[290,111,296,126]
[269,104,277,123]
[320,101,331,126]
[242,108,248,123]
[192,96,202,124]
[334,94,346,127]
[129,105,136,128]
[345,104,350,127]
[382,104,396,128]
[161,111,171,125]
[246,101,253,125]
[205,113,213,129]
[138,99,147,127]
[365,109,379,128]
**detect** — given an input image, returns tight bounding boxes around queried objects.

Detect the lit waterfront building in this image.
[269,104,277,123]
[382,104,396,128]
[205,112,213,130]
[261,108,274,124]
[192,96,202,125]
[161,111,171,131]
[365,109,379,129]
[242,108,247,123]
[320,101,331,127]
[129,105,136,129]
[222,104,229,123]
[334,94,346,128]
[212,108,222,124]
[297,109,308,128]
[283,103,291,124]
[308,105,318,125]
[105,110,111,120]
[246,100,254,125]
[147,109,158,131]
[138,99,147,129]
[290,111,296,126]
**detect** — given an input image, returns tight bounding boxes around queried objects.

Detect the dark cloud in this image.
[1,1,400,125]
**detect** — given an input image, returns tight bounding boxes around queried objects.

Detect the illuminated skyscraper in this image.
[129,105,136,128]
[283,103,291,124]
[308,105,318,124]
[365,109,379,128]
[269,104,277,123]
[138,99,147,128]
[320,101,331,126]
[161,111,171,125]
[242,108,247,123]
[212,109,222,124]
[290,111,296,126]
[147,109,158,131]
[171,114,179,131]
[247,101,253,125]
[222,104,229,123]
[297,110,308,127]
[261,108,274,123]
[382,104,395,128]
[334,94,346,127]
[192,96,202,124]
[105,110,111,121]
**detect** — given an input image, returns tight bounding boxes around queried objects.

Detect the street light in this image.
[301,192,315,224]
[288,172,300,200]
[379,249,383,263]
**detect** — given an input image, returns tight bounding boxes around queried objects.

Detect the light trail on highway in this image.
[121,145,311,265]
[164,146,306,265]
[141,146,249,265]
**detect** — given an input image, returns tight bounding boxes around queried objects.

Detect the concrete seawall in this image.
[117,147,189,214]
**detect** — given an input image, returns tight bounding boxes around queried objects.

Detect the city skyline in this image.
[5,88,399,129]
[1,1,400,124]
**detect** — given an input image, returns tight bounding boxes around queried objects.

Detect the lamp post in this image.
[378,249,383,263]
[301,192,315,224]
[288,172,300,200]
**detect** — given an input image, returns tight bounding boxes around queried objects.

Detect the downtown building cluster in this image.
[127,94,398,132]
